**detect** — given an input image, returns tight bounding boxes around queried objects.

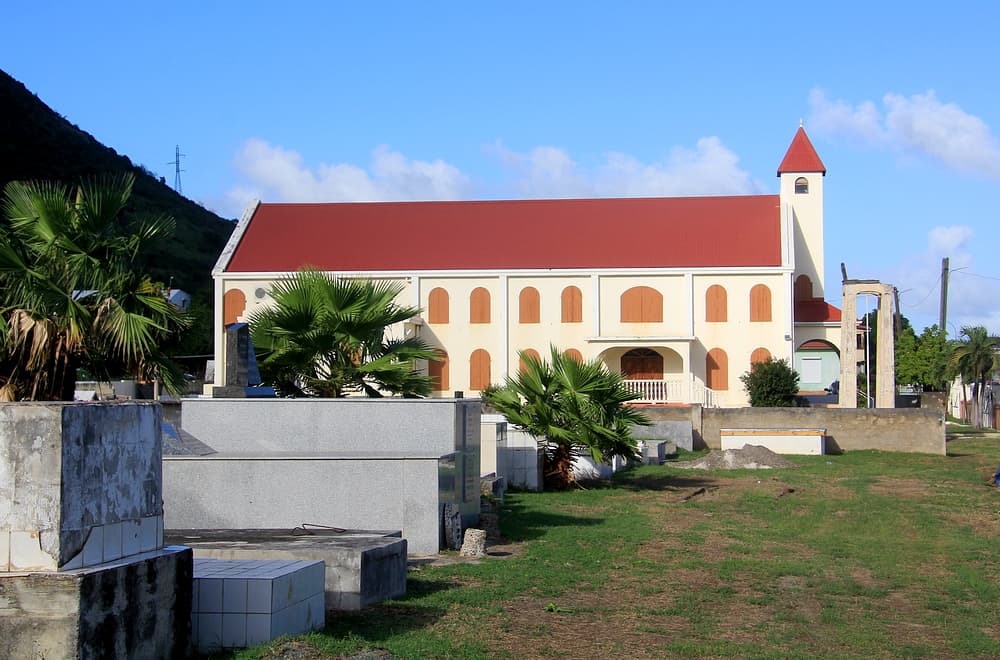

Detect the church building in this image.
[210,126,841,406]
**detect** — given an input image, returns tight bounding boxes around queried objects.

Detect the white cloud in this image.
[226,135,764,215]
[808,88,1000,178]
[228,139,469,209]
[487,136,765,198]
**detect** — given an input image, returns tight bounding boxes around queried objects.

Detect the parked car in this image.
[824,380,840,396]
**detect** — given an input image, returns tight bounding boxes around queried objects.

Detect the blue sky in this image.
[4,2,999,334]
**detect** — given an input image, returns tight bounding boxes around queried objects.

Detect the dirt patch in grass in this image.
[867,477,936,498]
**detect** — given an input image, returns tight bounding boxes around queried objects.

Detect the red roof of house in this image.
[777,127,826,176]
[225,195,783,273]
[795,298,842,323]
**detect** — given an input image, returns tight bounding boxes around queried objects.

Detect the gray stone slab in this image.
[165,528,407,611]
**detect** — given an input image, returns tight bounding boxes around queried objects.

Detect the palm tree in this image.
[949,326,1000,428]
[248,270,436,397]
[483,346,649,489]
[0,174,189,401]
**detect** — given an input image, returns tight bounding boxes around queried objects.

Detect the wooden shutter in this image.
[750,347,771,364]
[518,348,541,374]
[428,288,449,324]
[561,286,582,323]
[706,348,729,391]
[519,287,540,323]
[470,288,491,324]
[428,351,449,391]
[706,285,727,322]
[470,349,491,390]
[223,288,246,326]
[750,284,772,322]
[621,286,662,322]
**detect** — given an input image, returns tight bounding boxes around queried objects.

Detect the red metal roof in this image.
[777,127,826,175]
[795,298,842,323]
[225,195,782,273]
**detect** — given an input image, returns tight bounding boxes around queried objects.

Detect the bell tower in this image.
[778,124,826,300]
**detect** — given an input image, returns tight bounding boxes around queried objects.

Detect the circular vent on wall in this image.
[254,287,267,300]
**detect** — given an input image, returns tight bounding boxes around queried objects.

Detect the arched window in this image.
[470,287,491,324]
[706,348,729,391]
[750,347,772,365]
[518,348,541,374]
[561,286,583,323]
[519,287,540,324]
[621,348,663,380]
[620,286,663,323]
[750,284,772,322]
[794,274,813,301]
[428,351,449,391]
[223,288,246,326]
[428,287,449,324]
[794,177,809,194]
[706,285,727,322]
[563,348,583,363]
[470,349,491,390]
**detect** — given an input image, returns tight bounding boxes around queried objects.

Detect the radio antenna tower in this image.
[168,145,186,194]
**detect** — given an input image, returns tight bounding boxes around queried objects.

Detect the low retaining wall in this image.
[635,405,944,455]
[704,407,944,455]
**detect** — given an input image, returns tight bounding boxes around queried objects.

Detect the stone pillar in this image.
[839,288,859,408]
[876,288,896,408]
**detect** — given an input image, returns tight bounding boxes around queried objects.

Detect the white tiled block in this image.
[246,578,272,614]
[0,530,10,571]
[222,613,247,648]
[139,516,157,552]
[122,519,141,557]
[196,613,222,652]
[103,522,122,563]
[246,613,272,646]
[10,530,56,571]
[199,578,223,613]
[223,578,248,613]
[81,526,104,568]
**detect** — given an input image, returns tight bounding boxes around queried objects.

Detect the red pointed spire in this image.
[777,126,826,176]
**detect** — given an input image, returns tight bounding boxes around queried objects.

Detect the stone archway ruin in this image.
[839,280,895,408]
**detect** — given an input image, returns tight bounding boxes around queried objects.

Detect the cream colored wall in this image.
[418,276,504,394]
[598,275,689,337]
[781,172,825,299]
[692,273,791,406]
[506,276,592,372]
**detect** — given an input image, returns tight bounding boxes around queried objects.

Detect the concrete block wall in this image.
[0,402,163,571]
[701,407,945,454]
[167,398,482,554]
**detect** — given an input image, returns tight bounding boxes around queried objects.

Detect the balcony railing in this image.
[622,377,719,407]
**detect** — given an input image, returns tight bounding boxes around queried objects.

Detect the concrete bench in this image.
[720,428,826,455]
[192,558,325,653]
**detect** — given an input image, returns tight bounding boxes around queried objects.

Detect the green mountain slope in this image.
[0,68,235,298]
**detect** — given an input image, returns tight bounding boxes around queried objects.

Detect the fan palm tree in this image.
[483,346,649,489]
[949,325,1000,428]
[0,174,189,401]
[248,270,436,397]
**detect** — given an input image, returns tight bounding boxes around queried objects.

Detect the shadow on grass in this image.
[499,502,604,542]
[576,470,720,493]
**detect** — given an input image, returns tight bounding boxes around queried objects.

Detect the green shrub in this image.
[740,358,800,407]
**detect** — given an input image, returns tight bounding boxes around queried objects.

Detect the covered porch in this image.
[591,341,719,407]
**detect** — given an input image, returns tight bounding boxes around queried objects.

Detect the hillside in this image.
[0,68,234,298]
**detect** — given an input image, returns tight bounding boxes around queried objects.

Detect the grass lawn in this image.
[227,436,1000,659]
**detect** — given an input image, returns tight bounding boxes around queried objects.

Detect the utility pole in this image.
[939,257,949,334]
[168,145,185,194]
